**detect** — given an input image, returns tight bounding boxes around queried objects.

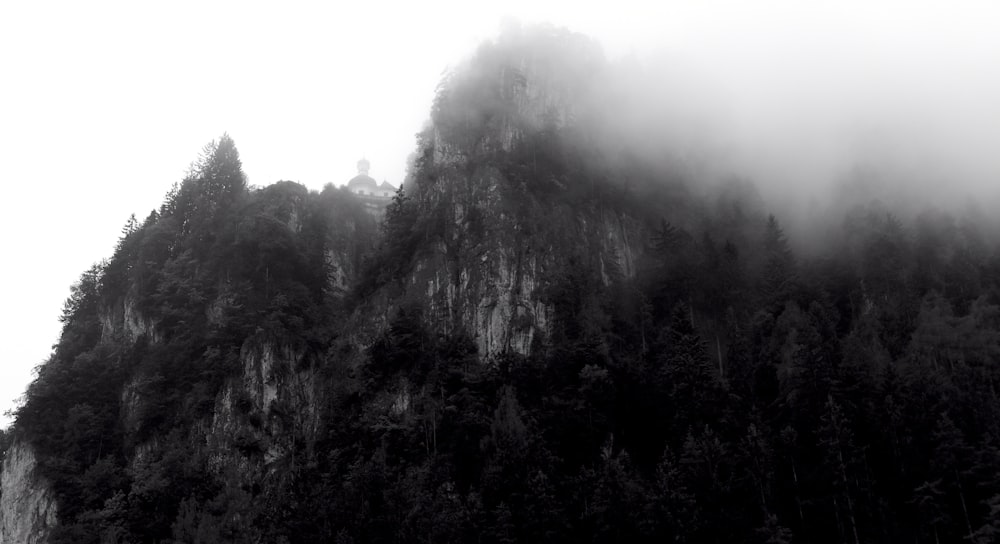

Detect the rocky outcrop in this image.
[406,186,640,358]
[100,295,159,344]
[391,51,642,359]
[209,335,320,475]
[326,248,354,296]
[238,337,319,437]
[0,441,57,544]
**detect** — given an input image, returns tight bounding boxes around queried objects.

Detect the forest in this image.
[6,24,1000,544]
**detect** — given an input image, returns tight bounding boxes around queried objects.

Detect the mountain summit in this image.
[4,25,1000,544]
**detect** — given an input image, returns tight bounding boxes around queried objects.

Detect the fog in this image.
[2,0,999,423]
[506,2,1000,248]
[602,4,1000,234]
[644,30,1000,245]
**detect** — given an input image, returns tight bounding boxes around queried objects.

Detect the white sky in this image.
[1,0,998,425]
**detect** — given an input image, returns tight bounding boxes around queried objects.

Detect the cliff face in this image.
[0,441,57,544]
[210,335,320,468]
[99,295,160,344]
[403,142,642,358]
[370,29,644,358]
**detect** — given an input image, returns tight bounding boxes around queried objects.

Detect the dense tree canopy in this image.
[8,25,1000,544]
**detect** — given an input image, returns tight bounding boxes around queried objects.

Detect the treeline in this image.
[11,135,1000,544]
[275,188,1000,543]
[10,24,1000,544]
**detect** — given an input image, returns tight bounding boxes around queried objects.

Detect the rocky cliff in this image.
[0,441,57,544]
[399,146,643,357]
[354,27,649,360]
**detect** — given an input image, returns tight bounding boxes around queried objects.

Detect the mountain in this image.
[5,24,1000,543]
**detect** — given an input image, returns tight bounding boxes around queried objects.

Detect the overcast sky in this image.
[1,0,998,425]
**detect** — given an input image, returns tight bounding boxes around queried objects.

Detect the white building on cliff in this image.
[347,158,396,199]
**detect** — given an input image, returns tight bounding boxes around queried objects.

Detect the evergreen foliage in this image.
[9,25,1000,544]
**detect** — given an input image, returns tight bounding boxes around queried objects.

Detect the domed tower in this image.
[347,157,377,196]
[346,158,396,216]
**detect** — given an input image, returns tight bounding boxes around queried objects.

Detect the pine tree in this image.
[656,303,723,439]
[929,412,975,540]
[818,394,861,544]
[761,214,796,307]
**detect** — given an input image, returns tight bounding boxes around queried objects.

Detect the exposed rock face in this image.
[326,248,354,296]
[203,334,322,511]
[405,174,640,358]
[100,295,159,344]
[0,441,57,544]
[386,39,641,359]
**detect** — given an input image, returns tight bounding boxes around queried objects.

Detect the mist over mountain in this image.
[4,22,1000,544]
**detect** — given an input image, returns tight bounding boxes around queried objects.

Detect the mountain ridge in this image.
[5,24,1000,544]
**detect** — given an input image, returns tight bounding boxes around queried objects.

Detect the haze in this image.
[1,0,998,424]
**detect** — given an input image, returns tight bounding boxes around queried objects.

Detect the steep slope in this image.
[352,26,688,359]
[0,442,57,543]
[1,136,382,541]
[0,26,808,544]
[0,26,719,543]
[8,24,1000,544]
[0,27,685,542]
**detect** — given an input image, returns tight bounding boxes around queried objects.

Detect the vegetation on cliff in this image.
[8,24,1000,544]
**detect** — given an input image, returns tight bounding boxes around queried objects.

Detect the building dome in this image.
[345,158,395,212]
[347,157,378,194]
[347,173,378,191]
